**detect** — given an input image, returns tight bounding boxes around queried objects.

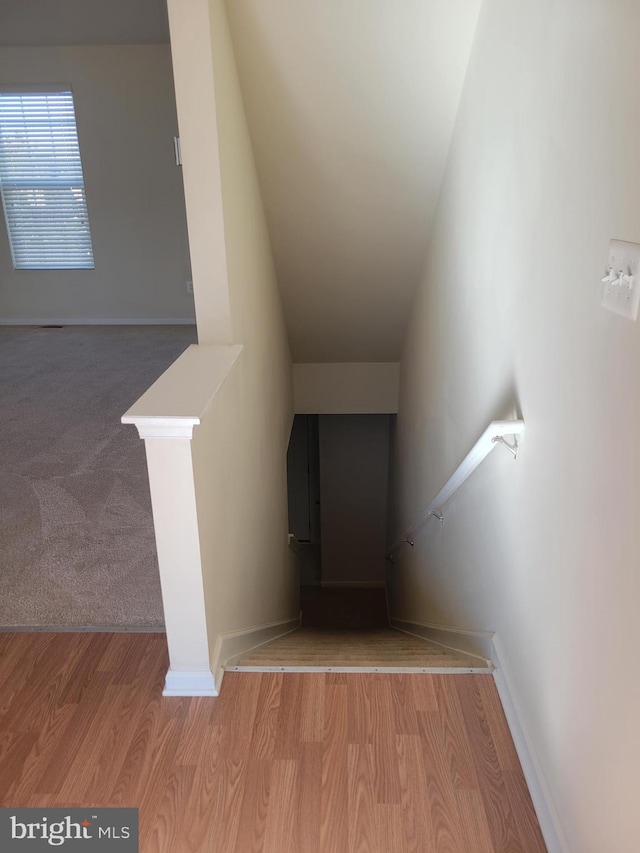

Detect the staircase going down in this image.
[227,627,491,673]
[225,587,491,673]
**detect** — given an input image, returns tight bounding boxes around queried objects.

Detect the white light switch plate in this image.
[601,239,640,320]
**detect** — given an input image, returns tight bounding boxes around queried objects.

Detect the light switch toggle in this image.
[602,267,621,286]
[600,239,640,320]
[621,272,634,290]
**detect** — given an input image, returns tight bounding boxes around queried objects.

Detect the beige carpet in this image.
[0,325,196,628]
[231,629,487,670]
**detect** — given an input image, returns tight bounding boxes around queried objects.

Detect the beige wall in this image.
[293,362,399,414]
[168,0,297,658]
[167,1,232,342]
[390,2,640,851]
[0,45,194,322]
[192,348,297,649]
[225,0,481,363]
[320,415,389,586]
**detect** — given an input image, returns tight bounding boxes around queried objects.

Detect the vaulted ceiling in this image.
[226,0,481,362]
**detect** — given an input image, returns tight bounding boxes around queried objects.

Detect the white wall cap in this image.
[121,416,200,439]
[122,343,242,439]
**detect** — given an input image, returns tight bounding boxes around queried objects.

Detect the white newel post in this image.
[139,427,215,696]
[121,343,242,696]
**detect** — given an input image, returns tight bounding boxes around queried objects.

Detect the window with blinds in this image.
[0,88,94,270]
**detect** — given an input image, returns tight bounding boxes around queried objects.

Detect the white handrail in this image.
[386,419,525,560]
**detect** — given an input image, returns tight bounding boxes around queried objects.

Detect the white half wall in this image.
[0,45,194,323]
[122,343,243,693]
[293,362,399,414]
[390,2,640,851]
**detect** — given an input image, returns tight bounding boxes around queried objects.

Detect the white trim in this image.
[229,665,492,674]
[163,668,218,696]
[0,318,196,326]
[320,580,386,588]
[491,635,569,853]
[121,344,242,439]
[121,415,200,440]
[214,616,301,684]
[390,618,494,664]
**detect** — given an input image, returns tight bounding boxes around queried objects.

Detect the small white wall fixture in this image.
[600,239,640,321]
[122,343,242,695]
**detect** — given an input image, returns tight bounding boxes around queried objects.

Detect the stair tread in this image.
[236,658,478,668]
[231,628,485,669]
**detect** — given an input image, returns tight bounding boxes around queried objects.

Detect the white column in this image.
[122,343,242,695]
[142,431,216,696]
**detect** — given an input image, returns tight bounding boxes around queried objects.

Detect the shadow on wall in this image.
[386,380,526,632]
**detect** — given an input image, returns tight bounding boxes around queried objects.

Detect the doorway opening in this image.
[286,413,393,630]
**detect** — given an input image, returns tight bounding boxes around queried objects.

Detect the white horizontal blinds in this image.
[0,90,94,270]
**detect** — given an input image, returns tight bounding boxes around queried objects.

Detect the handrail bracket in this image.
[386,419,525,563]
[491,434,519,459]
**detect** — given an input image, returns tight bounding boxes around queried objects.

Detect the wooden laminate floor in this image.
[0,632,547,852]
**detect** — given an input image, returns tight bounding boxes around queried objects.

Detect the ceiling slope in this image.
[225,0,480,362]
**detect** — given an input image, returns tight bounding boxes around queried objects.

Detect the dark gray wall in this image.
[319,414,390,585]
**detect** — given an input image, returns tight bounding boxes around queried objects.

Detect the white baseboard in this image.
[491,635,569,853]
[390,617,494,665]
[163,668,218,697]
[0,318,196,326]
[320,580,385,588]
[212,615,301,690]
